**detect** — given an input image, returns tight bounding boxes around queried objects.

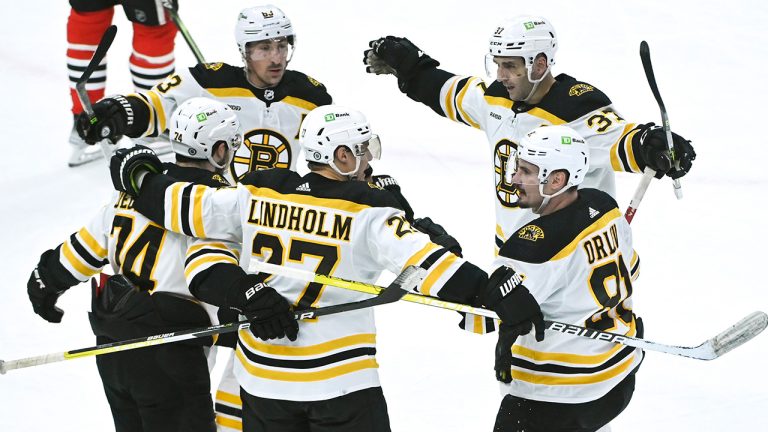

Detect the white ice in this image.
[0,1,766,431]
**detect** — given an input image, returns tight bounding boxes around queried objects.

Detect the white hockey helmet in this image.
[235,5,295,59]
[299,105,381,177]
[509,125,589,195]
[170,97,242,170]
[485,16,557,81]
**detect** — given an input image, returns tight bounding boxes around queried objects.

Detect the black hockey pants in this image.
[240,386,391,432]
[96,337,216,432]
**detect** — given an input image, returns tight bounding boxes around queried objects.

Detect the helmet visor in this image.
[246,37,295,62]
[355,135,381,161]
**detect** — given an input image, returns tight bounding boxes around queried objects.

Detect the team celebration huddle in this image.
[8,1,766,432]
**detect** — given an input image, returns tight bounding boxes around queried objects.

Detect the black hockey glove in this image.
[413,217,463,257]
[372,174,415,222]
[27,250,68,323]
[226,274,299,341]
[636,123,696,179]
[484,266,545,383]
[365,36,439,91]
[75,95,134,144]
[110,145,163,197]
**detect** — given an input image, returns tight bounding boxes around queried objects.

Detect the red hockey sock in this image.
[67,7,114,115]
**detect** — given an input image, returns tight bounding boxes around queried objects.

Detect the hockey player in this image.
[76,6,331,423]
[108,104,488,432]
[363,16,696,255]
[25,98,291,432]
[68,0,179,167]
[483,125,643,431]
[76,4,332,181]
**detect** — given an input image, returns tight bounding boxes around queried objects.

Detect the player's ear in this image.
[552,170,569,190]
[334,146,350,163]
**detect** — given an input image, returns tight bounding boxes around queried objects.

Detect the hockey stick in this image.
[0,266,424,374]
[75,25,118,163]
[250,261,768,361]
[161,0,206,64]
[624,167,656,224]
[640,40,683,199]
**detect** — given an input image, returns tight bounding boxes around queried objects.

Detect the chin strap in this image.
[533,180,571,214]
[522,67,552,103]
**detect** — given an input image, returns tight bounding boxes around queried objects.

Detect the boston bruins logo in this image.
[494,139,520,208]
[231,129,292,180]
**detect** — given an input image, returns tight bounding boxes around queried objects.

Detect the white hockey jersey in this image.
[131,168,486,401]
[403,72,646,252]
[127,62,332,179]
[51,165,231,323]
[493,189,642,403]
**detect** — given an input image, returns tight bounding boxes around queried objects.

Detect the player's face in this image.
[511,158,544,209]
[493,56,534,101]
[244,38,292,88]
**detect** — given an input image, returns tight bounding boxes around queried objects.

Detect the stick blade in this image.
[708,311,768,359]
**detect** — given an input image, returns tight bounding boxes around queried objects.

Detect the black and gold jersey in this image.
[493,189,642,403]
[132,168,486,401]
[126,62,332,179]
[404,69,647,252]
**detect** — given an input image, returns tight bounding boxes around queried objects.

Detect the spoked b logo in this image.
[231,129,292,180]
[494,139,520,208]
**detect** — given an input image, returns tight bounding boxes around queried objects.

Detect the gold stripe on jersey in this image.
[239,330,375,356]
[185,254,238,279]
[207,88,253,98]
[215,417,242,430]
[624,127,642,172]
[483,95,514,109]
[551,209,622,261]
[170,183,183,233]
[192,185,206,237]
[513,319,637,365]
[420,253,459,296]
[630,250,640,281]
[187,242,241,259]
[216,390,242,405]
[526,107,566,125]
[235,347,378,382]
[131,93,156,135]
[610,124,641,173]
[510,352,637,385]
[282,96,318,111]
[77,227,107,258]
[61,241,99,277]
[456,79,481,129]
[444,78,458,122]
[245,186,372,214]
[403,242,441,269]
[146,90,167,133]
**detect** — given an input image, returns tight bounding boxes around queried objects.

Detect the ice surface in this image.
[0,1,766,430]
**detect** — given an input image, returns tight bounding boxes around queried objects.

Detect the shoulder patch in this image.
[306,75,323,87]
[518,224,545,241]
[203,62,224,71]
[211,174,229,186]
[568,83,594,97]
[367,182,384,191]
